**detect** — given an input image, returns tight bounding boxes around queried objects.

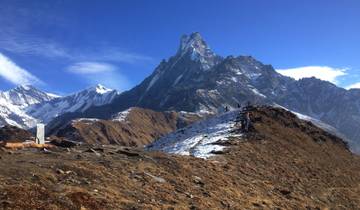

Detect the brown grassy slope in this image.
[0,125,33,142]
[54,107,202,146]
[0,106,359,210]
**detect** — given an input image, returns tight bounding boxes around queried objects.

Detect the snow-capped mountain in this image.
[0,84,118,129]
[49,32,360,153]
[26,84,118,124]
[0,85,57,108]
[0,85,57,128]
[85,32,291,114]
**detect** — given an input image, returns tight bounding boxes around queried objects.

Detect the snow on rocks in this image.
[275,104,344,139]
[291,111,341,136]
[111,108,133,122]
[148,110,242,159]
[73,118,100,125]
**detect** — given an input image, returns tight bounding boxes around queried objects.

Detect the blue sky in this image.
[0,0,359,95]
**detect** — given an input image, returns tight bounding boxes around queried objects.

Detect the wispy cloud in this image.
[0,10,151,63]
[67,62,117,74]
[0,52,43,85]
[0,3,69,59]
[346,82,360,90]
[88,49,153,64]
[0,35,69,59]
[66,61,131,91]
[0,34,152,63]
[276,66,347,84]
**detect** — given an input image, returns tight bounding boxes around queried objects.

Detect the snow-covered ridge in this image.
[1,85,57,108]
[86,84,114,94]
[26,84,119,124]
[148,110,242,159]
[0,85,57,128]
[274,104,346,139]
[73,118,101,125]
[111,108,133,122]
[0,84,118,129]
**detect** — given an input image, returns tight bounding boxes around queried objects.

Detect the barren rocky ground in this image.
[0,107,359,210]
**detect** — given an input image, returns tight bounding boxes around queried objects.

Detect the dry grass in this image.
[0,106,359,209]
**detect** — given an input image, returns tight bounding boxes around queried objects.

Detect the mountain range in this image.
[0,84,118,129]
[1,32,359,153]
[46,32,360,152]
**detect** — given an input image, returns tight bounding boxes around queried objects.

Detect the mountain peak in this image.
[84,84,113,94]
[95,84,113,94]
[178,32,215,58]
[14,84,36,92]
[176,32,221,70]
[179,32,204,51]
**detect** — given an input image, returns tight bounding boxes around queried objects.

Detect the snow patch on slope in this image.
[111,108,133,122]
[292,111,341,136]
[275,104,345,139]
[148,110,242,158]
[73,118,100,125]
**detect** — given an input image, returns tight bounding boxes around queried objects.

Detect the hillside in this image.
[0,125,33,142]
[51,107,203,147]
[0,106,359,209]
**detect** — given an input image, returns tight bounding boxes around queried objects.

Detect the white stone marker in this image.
[36,124,45,144]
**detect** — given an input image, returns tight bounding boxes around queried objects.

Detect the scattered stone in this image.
[116,149,140,157]
[193,176,204,187]
[185,192,194,199]
[210,149,228,155]
[85,148,101,157]
[144,172,166,183]
[56,169,65,174]
[50,138,79,148]
[220,200,230,208]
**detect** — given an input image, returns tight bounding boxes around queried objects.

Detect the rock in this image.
[144,172,166,183]
[84,148,102,157]
[193,176,204,186]
[185,192,194,199]
[50,138,79,148]
[56,169,65,174]
[116,149,140,157]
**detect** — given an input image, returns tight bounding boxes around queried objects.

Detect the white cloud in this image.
[346,82,360,90]
[93,49,153,63]
[276,66,347,84]
[0,3,152,63]
[0,52,43,85]
[66,62,131,91]
[0,31,152,63]
[0,35,69,59]
[67,62,117,74]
